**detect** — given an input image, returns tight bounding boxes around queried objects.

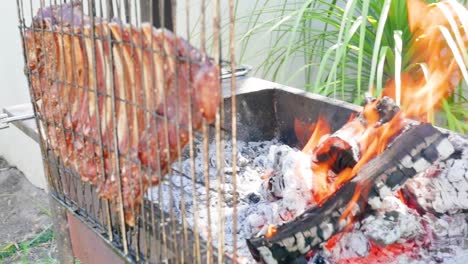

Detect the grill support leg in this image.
[49,195,75,264]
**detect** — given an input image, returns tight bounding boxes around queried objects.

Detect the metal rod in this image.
[156,0,172,261]
[146,0,164,262]
[168,0,190,262]
[86,0,110,236]
[199,0,215,262]
[130,1,149,262]
[117,1,141,260]
[212,0,226,262]
[105,0,129,254]
[202,121,213,264]
[185,0,202,262]
[96,0,114,242]
[152,0,173,30]
[37,0,66,201]
[229,0,238,261]
[0,113,35,129]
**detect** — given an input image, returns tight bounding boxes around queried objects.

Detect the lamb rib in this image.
[23,1,221,226]
[247,124,454,264]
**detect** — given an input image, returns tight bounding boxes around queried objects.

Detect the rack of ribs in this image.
[23,1,221,226]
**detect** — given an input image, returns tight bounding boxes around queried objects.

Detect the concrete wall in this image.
[0,0,46,189]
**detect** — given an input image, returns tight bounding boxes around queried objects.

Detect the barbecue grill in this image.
[10,1,468,263]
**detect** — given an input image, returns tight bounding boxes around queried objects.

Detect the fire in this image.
[323,233,419,264]
[294,116,331,155]
[303,0,467,204]
[309,102,407,204]
[384,0,466,121]
[264,0,466,262]
[298,0,465,261]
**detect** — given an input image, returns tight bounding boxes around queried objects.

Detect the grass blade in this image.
[439,26,468,85]
[436,3,467,61]
[356,0,371,102]
[376,46,389,96]
[394,30,403,106]
[368,0,391,93]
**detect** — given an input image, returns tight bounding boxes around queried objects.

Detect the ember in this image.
[149,132,468,263]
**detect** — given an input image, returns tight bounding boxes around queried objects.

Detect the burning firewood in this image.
[313,97,399,173]
[310,96,404,203]
[247,124,454,263]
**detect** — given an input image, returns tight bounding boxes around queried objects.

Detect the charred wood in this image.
[403,133,468,214]
[247,124,454,264]
[312,96,400,175]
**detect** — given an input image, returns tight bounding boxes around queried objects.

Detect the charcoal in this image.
[247,124,454,264]
[403,133,468,214]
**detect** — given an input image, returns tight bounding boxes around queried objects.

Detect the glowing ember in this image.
[265,224,277,238]
[335,242,419,264]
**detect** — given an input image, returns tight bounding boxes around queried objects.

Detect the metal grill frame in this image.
[15,0,239,263]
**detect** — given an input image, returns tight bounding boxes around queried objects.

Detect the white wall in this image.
[0,0,46,189]
[175,0,307,87]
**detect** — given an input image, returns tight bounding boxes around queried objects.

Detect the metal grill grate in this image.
[15,0,239,262]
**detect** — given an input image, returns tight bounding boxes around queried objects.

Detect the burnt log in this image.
[313,96,400,175]
[246,124,454,264]
[403,133,468,214]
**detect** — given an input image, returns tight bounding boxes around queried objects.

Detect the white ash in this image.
[404,133,468,214]
[310,133,468,263]
[422,213,467,249]
[148,138,314,262]
[326,231,370,260]
[147,132,468,263]
[259,144,314,215]
[398,246,468,264]
[395,214,468,264]
[362,197,424,245]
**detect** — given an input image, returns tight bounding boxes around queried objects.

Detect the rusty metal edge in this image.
[50,193,134,263]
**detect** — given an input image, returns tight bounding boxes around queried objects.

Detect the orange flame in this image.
[265,224,277,238]
[303,116,331,155]
[309,0,466,205]
[396,189,408,205]
[294,116,331,155]
[384,0,466,121]
[310,102,407,204]
[269,1,465,248]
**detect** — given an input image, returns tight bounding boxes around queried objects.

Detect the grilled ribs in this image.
[24,1,221,226]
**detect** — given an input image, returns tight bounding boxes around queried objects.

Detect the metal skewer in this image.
[0,113,35,129]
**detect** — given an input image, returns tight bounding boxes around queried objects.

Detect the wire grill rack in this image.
[15,0,240,263]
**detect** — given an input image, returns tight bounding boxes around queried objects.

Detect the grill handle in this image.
[0,111,35,129]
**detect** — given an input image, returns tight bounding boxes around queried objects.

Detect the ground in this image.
[0,157,56,264]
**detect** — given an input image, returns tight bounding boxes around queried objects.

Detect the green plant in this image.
[0,225,54,263]
[238,0,468,132]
